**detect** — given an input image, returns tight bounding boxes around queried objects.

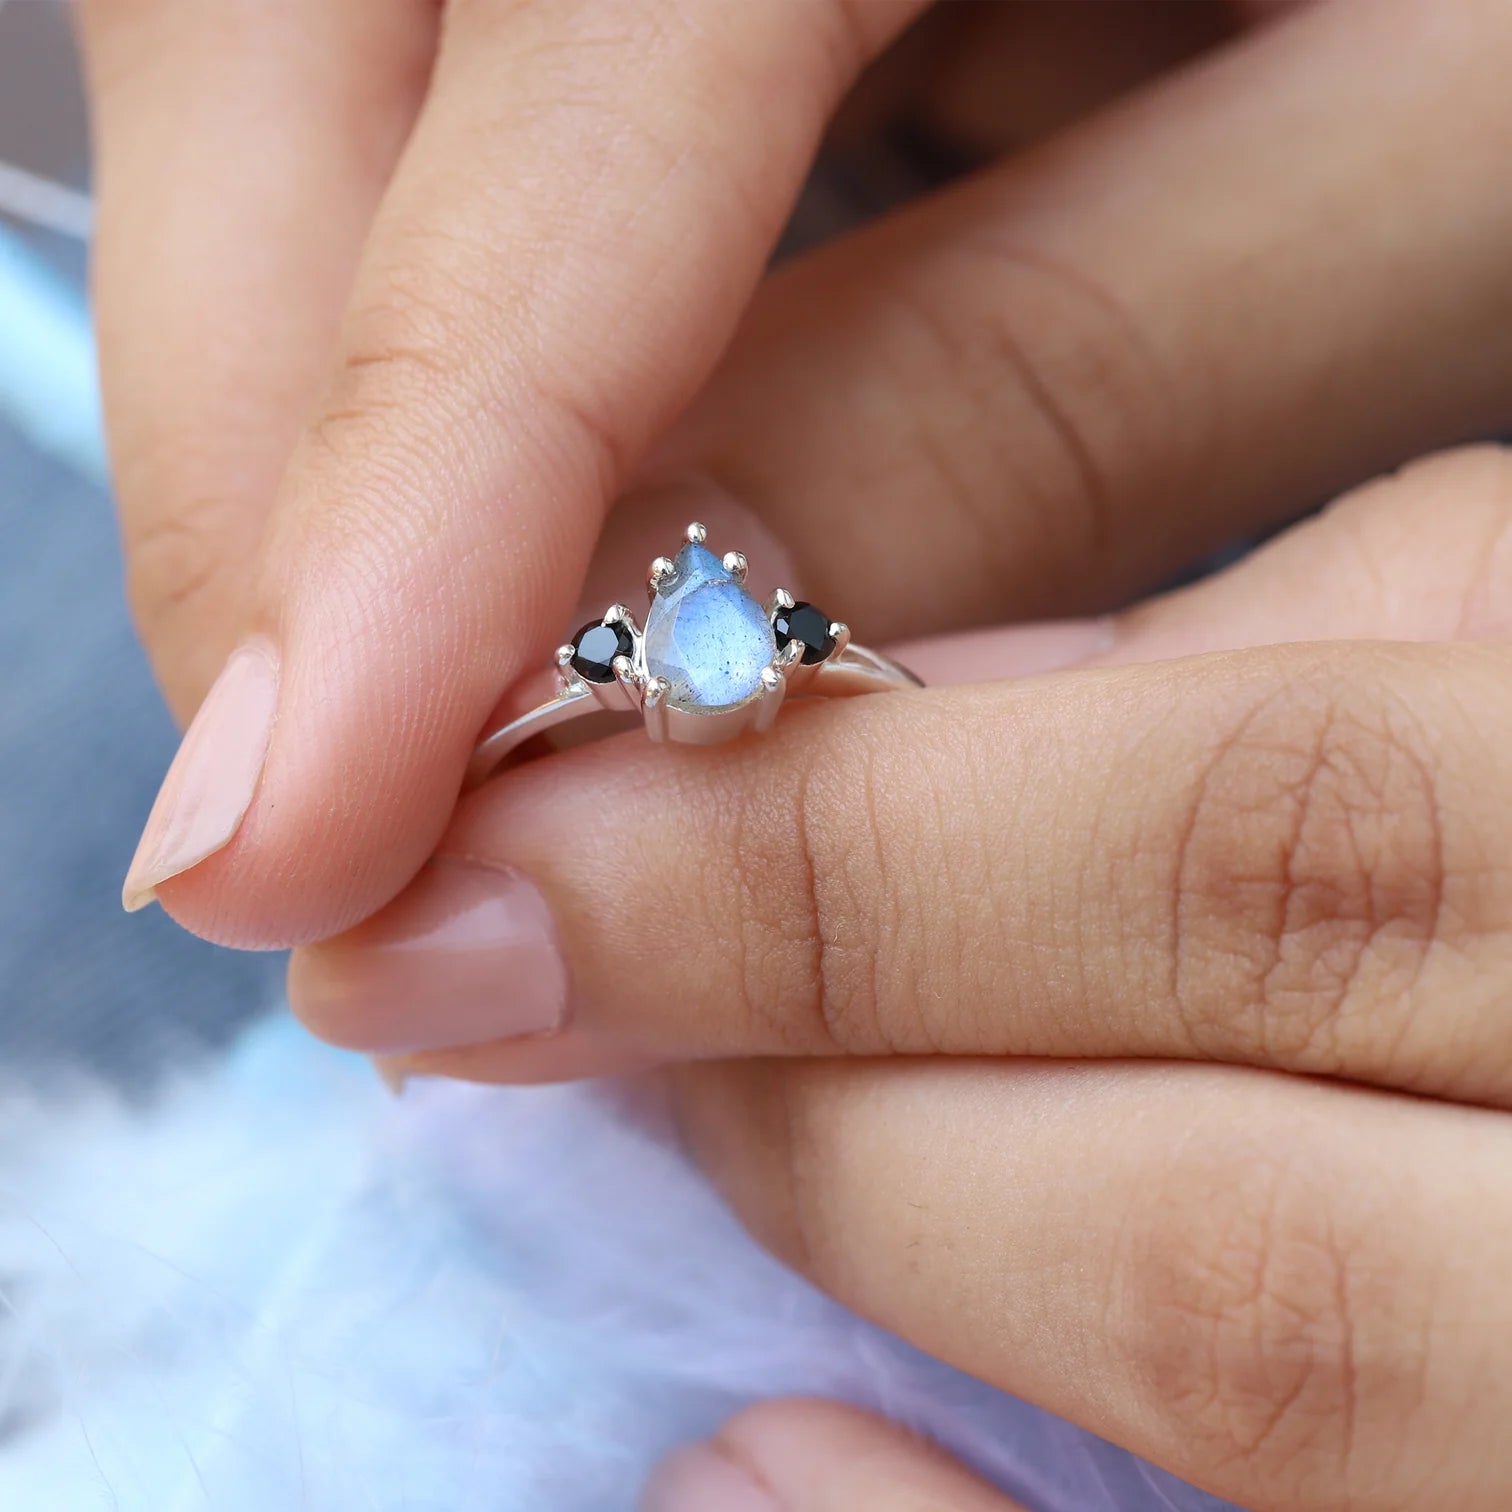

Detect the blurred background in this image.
[0,0,283,1090]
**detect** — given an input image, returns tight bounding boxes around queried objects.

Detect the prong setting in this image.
[565,535,881,746]
[753,662,786,732]
[772,599,839,668]
[647,556,676,599]
[643,675,671,742]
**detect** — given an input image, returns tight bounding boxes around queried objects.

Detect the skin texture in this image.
[78,1,1512,1505]
[90,0,1512,944]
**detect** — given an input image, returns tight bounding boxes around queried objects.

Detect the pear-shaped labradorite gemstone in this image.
[644,542,775,712]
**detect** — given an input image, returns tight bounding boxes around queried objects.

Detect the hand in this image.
[294,448,1512,1510]
[86,0,1512,947]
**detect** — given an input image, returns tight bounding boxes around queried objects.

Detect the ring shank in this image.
[464,643,921,791]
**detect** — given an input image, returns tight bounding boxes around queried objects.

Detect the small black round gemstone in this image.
[773,601,836,665]
[570,620,634,683]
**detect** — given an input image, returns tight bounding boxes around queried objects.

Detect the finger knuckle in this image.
[670,1062,824,1279]
[312,268,470,478]
[702,764,828,1057]
[888,239,1181,607]
[1121,1137,1413,1499]
[312,210,527,477]
[1167,667,1452,1077]
[721,707,955,1059]
[307,234,624,550]
[739,1066,828,1280]
[782,711,977,1059]
[124,490,243,647]
[789,739,893,1055]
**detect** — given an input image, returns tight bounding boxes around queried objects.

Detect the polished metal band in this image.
[467,639,921,790]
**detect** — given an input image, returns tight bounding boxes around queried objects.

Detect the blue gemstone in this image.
[644,543,775,712]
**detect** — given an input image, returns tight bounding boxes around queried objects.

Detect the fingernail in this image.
[122,639,280,911]
[287,857,568,1054]
[641,1444,782,1512]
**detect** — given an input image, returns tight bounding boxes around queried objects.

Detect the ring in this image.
[465,521,923,790]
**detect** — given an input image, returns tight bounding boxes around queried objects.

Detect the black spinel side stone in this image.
[773,601,836,665]
[570,620,635,683]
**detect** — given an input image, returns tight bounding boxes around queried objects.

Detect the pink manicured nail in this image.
[287,857,568,1054]
[122,640,280,912]
[641,1444,782,1511]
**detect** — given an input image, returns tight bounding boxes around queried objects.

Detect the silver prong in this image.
[776,637,805,674]
[604,602,630,625]
[556,643,576,670]
[647,556,676,599]
[684,521,707,545]
[643,676,671,742]
[721,550,748,583]
[753,664,787,732]
[612,653,637,689]
[827,621,851,660]
[766,587,796,617]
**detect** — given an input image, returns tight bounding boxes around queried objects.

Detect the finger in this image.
[893,442,1512,684]
[79,0,436,717]
[315,639,1512,1104]
[643,1399,1026,1512]
[830,0,1238,160]
[292,452,1512,1101]
[121,0,927,945]
[677,1058,1512,1512]
[653,0,1512,639]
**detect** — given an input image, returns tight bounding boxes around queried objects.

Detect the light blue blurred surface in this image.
[0,227,102,481]
[0,220,284,1086]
